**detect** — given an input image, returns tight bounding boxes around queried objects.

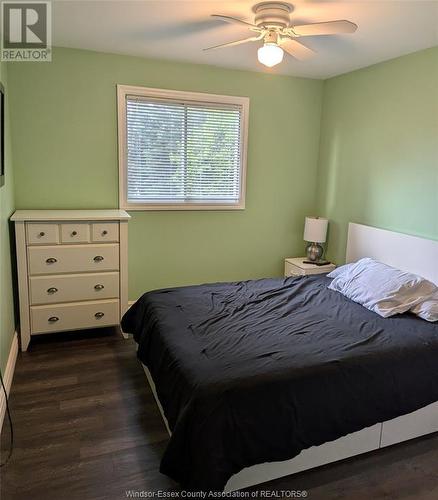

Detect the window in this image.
[117,85,249,210]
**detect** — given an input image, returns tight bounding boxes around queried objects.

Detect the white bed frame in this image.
[142,222,438,491]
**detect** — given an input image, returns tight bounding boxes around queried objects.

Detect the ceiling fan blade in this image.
[292,20,357,36]
[203,35,262,51]
[280,38,316,60]
[211,14,258,29]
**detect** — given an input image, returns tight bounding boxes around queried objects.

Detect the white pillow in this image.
[328,258,437,318]
[327,263,354,279]
[410,291,438,322]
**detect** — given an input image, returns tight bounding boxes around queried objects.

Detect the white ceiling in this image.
[53,0,438,79]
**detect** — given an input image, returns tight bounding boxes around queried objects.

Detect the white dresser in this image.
[11,210,130,351]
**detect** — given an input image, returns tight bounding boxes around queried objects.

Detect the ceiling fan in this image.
[204,2,358,67]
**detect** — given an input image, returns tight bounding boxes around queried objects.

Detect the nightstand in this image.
[284,257,336,277]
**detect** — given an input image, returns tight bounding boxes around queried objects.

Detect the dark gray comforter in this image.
[121,275,438,490]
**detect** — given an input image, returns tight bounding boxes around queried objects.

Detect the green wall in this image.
[0,61,16,371]
[317,47,438,264]
[8,47,324,299]
[2,46,437,364]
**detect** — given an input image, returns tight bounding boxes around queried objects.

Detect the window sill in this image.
[120,202,246,211]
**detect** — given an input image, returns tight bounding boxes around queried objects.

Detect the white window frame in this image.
[117,84,249,211]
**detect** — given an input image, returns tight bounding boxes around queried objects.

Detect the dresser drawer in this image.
[27,223,59,245]
[30,299,120,334]
[29,272,120,305]
[92,222,119,243]
[61,223,90,244]
[28,244,120,275]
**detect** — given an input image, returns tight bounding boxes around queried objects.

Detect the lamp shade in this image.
[304,216,328,243]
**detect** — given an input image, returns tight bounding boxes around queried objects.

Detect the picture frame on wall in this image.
[0,82,4,187]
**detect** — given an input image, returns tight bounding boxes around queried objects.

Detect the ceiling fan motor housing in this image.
[253,2,293,28]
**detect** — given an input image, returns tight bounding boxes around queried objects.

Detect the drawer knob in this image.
[48,316,59,322]
[93,255,104,262]
[39,231,45,237]
[94,284,105,290]
[102,230,108,235]
[95,312,105,319]
[47,287,58,294]
[46,257,57,264]
[71,231,78,236]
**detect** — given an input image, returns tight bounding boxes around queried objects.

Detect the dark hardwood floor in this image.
[1,328,437,500]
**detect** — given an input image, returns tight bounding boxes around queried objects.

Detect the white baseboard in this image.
[0,332,18,432]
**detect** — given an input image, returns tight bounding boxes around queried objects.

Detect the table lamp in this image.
[304,216,328,262]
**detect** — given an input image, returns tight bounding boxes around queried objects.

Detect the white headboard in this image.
[346,223,438,284]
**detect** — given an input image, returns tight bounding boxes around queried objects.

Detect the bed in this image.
[121,223,438,491]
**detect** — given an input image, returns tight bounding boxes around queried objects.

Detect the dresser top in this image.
[11,209,131,222]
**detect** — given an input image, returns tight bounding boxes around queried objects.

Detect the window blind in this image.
[126,96,243,205]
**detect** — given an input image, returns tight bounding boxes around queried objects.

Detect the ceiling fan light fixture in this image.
[257,43,284,67]
[207,3,358,65]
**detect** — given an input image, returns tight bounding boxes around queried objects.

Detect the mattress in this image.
[121,275,438,490]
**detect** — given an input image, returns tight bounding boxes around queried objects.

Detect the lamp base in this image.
[305,242,324,262]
